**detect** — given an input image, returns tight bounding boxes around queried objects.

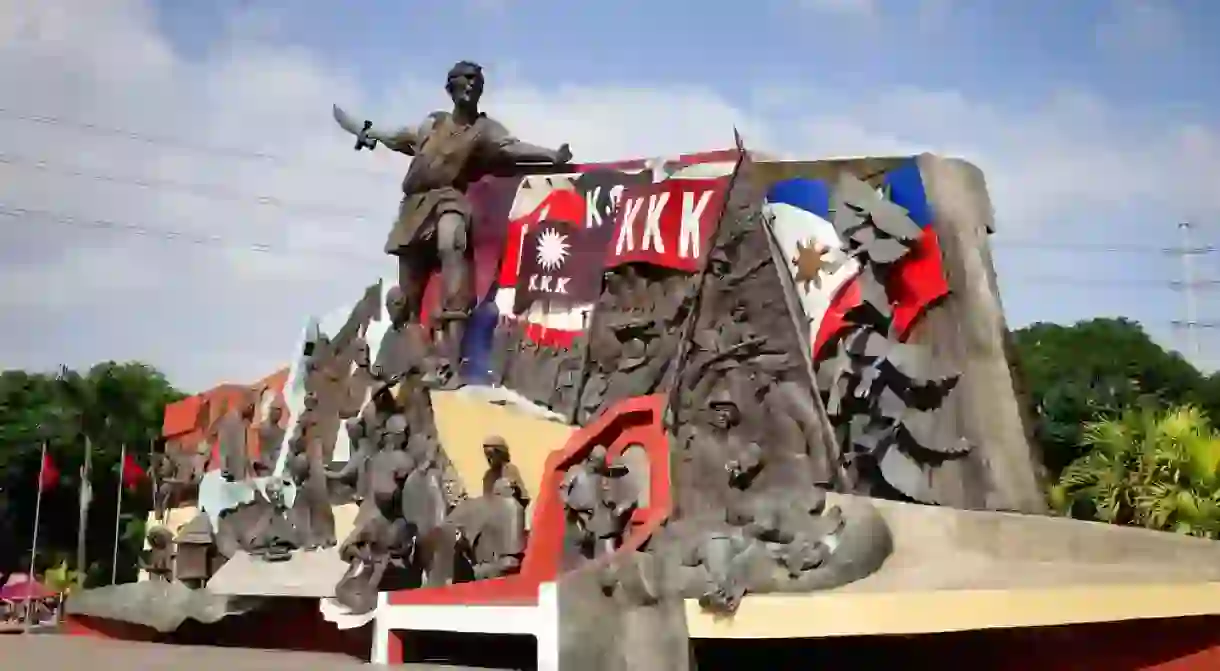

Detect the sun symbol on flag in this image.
[536,227,570,272]
[792,238,833,291]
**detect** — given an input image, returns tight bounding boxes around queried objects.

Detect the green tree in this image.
[1050,405,1220,537]
[0,361,185,585]
[1202,372,1220,418]
[1010,318,1210,476]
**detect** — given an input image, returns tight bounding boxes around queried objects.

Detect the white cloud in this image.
[0,0,1216,390]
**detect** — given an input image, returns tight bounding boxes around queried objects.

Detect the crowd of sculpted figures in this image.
[139,58,577,612]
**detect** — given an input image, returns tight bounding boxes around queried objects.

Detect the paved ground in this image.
[0,635,499,670]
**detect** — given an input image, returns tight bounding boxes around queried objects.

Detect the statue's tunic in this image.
[387,112,517,255]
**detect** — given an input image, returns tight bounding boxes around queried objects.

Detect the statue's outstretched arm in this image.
[483,119,571,165]
[367,125,420,155]
[333,104,420,155]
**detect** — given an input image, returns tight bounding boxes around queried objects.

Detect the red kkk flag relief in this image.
[607,176,730,273]
[490,158,737,348]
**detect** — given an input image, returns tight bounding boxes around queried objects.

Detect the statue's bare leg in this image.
[396,245,432,325]
[434,210,473,385]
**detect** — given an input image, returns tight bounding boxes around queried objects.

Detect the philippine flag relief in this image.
[879,158,949,338]
[765,177,862,356]
[765,158,949,357]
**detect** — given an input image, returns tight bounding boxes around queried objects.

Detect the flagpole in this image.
[149,438,159,522]
[568,307,596,424]
[24,442,47,632]
[110,444,125,585]
[665,130,750,429]
[75,433,93,589]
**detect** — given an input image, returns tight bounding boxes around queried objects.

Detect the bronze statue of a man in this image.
[334,61,573,383]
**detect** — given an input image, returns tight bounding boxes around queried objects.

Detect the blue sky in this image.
[154,0,1220,110]
[153,0,1218,367]
[0,0,1216,387]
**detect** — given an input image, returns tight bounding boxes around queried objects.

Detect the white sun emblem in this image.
[535,227,570,272]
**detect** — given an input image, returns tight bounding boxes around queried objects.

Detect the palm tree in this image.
[1050,405,1220,537]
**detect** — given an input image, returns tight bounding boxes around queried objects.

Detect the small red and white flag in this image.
[37,448,59,491]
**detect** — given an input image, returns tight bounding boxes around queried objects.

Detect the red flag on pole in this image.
[120,451,146,491]
[38,451,59,491]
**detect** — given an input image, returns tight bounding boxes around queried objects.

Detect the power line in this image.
[1177,221,1207,360]
[2,108,1218,256]
[995,240,1217,254]
[0,106,388,178]
[0,151,384,221]
[0,203,1213,291]
[0,203,381,262]
[0,150,1213,256]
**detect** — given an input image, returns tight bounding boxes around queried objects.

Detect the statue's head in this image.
[483,434,509,466]
[707,388,740,429]
[267,399,284,424]
[288,452,310,480]
[587,444,609,470]
[147,526,173,548]
[729,300,748,322]
[618,337,649,370]
[385,285,407,324]
[240,392,258,420]
[446,60,484,107]
[385,413,409,437]
[265,478,289,510]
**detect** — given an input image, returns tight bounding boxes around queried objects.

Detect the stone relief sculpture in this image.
[561,445,638,564]
[438,435,531,581]
[153,444,206,521]
[589,152,895,615]
[254,400,286,477]
[328,369,466,615]
[287,433,337,550]
[137,109,1036,658]
[810,172,977,505]
[676,488,891,614]
[334,60,574,388]
[195,282,386,567]
[585,272,689,421]
[212,395,252,483]
[141,526,175,583]
[174,515,215,588]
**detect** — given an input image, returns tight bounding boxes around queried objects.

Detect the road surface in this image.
[0,634,503,670]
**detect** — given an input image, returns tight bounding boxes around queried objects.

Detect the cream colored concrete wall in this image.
[431,390,576,520]
[687,494,1220,638]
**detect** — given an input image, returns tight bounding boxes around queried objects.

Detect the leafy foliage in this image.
[1050,405,1220,537]
[1010,318,1216,477]
[0,361,185,585]
[42,559,84,595]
